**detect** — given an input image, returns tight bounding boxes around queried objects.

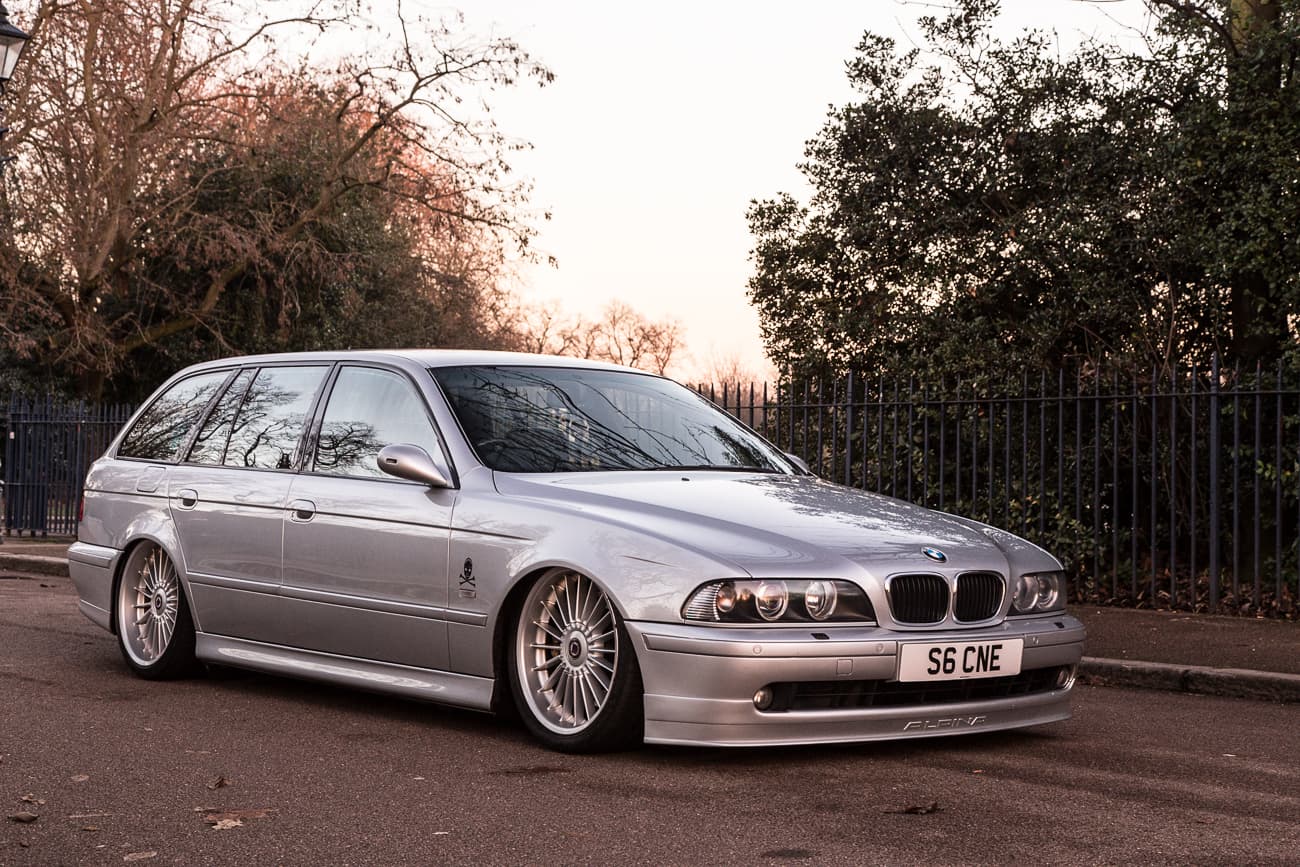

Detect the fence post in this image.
[844,370,855,485]
[1208,354,1220,612]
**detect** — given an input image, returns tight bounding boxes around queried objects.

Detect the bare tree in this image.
[1,0,550,397]
[696,352,767,391]
[513,299,684,375]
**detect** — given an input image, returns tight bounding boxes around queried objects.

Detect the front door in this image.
[279,365,455,671]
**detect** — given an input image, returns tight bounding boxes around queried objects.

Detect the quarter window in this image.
[313,367,441,478]
[118,371,230,461]
[223,366,328,470]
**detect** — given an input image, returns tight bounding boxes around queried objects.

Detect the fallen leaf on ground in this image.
[972,769,984,774]
[201,808,272,826]
[123,852,157,862]
[81,826,99,832]
[9,811,39,823]
[19,794,46,805]
[883,801,942,815]
[206,776,231,790]
[70,774,90,783]
[211,819,242,831]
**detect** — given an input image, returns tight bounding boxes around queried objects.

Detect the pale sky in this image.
[390,1,1153,379]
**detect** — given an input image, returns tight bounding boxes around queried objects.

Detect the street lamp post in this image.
[0,1,23,544]
[0,1,29,169]
[0,3,29,86]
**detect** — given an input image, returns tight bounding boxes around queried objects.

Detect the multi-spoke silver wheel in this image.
[516,570,619,735]
[116,545,183,669]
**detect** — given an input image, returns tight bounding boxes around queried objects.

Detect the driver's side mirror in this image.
[377,443,452,488]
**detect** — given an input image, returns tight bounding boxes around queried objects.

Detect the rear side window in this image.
[118,371,230,461]
[313,366,441,478]
[223,366,328,470]
[186,369,256,465]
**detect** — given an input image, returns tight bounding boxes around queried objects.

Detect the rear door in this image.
[169,364,330,641]
[279,364,456,671]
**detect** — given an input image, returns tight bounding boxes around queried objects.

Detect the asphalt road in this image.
[2,573,1298,866]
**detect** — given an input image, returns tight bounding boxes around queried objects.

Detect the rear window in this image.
[117,371,231,461]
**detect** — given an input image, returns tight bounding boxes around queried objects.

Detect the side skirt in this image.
[195,633,495,711]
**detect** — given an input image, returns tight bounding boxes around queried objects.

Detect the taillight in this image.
[78,496,85,523]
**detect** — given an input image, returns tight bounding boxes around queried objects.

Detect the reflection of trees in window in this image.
[187,370,255,465]
[433,366,786,474]
[311,367,438,478]
[224,368,325,470]
[118,372,228,461]
[314,420,382,476]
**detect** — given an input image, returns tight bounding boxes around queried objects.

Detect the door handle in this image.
[288,499,316,522]
[175,488,198,510]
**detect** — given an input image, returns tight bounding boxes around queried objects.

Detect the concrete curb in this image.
[1080,657,1300,704]
[0,553,71,577]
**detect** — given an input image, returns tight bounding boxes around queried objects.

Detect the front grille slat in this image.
[888,573,949,624]
[769,668,1062,712]
[955,571,1004,622]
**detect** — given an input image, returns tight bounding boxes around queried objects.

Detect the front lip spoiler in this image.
[639,688,1076,748]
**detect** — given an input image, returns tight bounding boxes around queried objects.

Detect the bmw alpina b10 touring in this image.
[70,350,1085,751]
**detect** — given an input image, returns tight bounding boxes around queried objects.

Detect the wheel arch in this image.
[489,565,553,713]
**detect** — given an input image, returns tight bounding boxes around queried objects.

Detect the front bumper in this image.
[626,614,1085,747]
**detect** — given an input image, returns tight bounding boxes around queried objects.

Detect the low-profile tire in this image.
[508,569,643,753]
[114,543,197,680]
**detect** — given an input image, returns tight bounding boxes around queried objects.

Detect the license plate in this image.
[897,639,1024,682]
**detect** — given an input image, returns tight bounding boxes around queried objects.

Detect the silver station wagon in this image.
[70,350,1085,751]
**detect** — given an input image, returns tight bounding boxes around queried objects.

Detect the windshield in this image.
[431,365,792,474]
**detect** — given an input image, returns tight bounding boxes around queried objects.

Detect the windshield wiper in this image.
[649,464,779,473]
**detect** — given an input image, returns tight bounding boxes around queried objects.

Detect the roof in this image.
[174,349,645,376]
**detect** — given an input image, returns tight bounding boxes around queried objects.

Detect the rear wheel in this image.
[509,569,643,752]
[115,543,197,679]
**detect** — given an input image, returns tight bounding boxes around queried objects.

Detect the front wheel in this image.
[115,543,197,679]
[509,570,643,752]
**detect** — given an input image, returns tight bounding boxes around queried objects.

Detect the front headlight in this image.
[682,579,876,624]
[1009,571,1065,615]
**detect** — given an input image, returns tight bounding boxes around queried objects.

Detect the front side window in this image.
[118,370,230,461]
[432,365,791,474]
[313,366,441,478]
[223,366,328,470]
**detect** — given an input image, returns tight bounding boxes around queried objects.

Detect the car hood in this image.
[494,471,1058,579]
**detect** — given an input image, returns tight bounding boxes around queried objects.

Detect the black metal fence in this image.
[701,358,1300,616]
[5,366,1298,616]
[1,397,135,538]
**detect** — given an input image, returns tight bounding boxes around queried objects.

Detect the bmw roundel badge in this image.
[921,546,947,563]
